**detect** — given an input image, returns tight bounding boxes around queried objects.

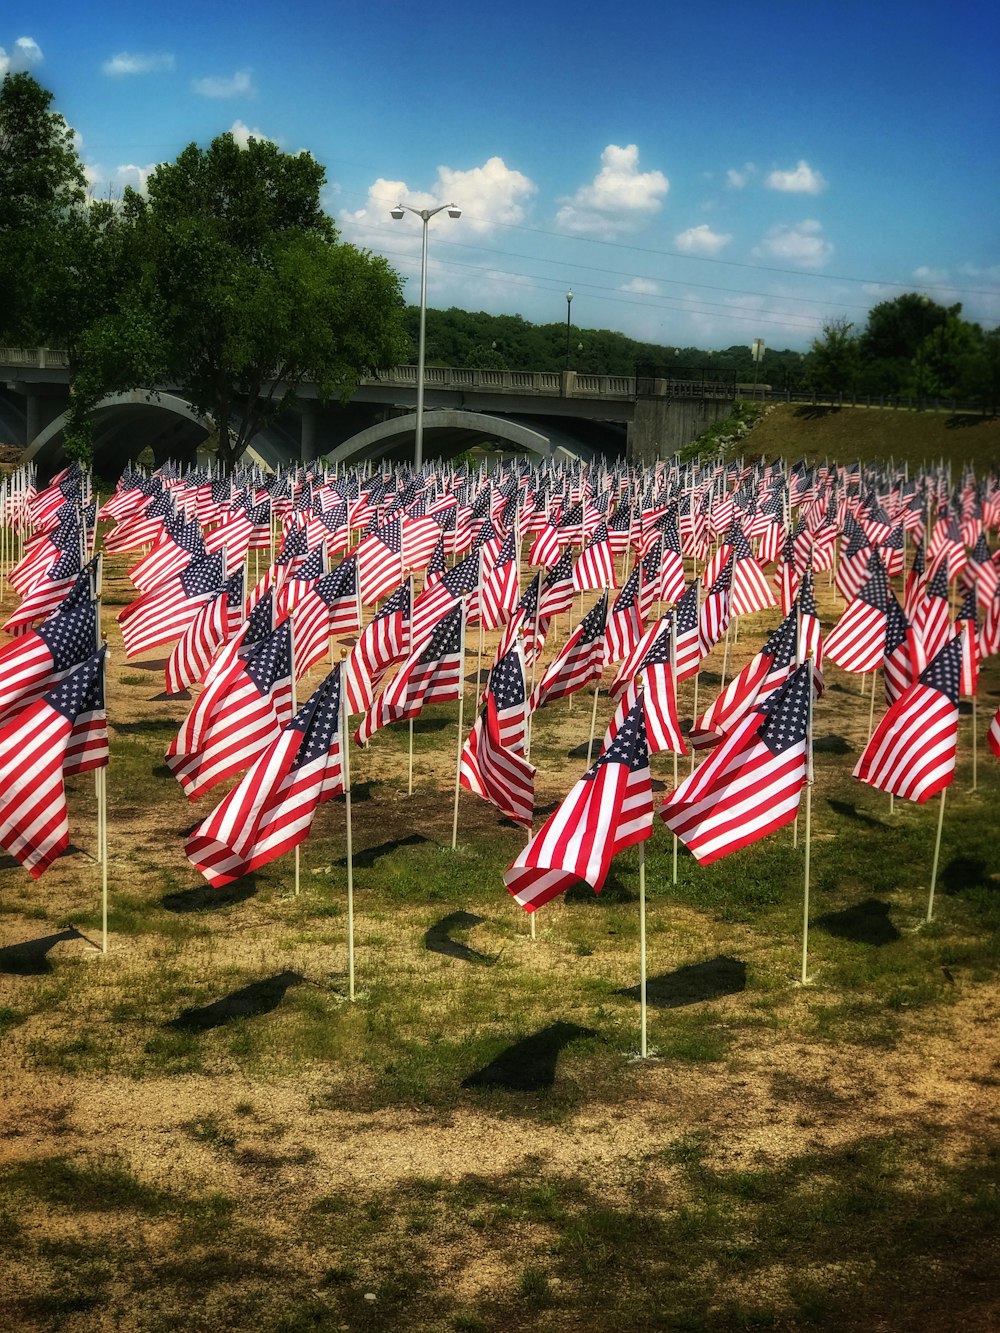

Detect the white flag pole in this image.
[639,838,648,1058]
[287,619,299,896]
[670,606,679,884]
[451,603,468,851]
[340,653,356,1001]
[800,656,815,985]
[926,787,947,924]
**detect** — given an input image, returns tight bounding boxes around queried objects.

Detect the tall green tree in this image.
[809,319,859,394]
[0,71,86,343]
[123,133,407,469]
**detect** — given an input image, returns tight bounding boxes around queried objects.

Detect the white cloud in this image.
[229,119,274,148]
[555,144,668,239]
[726,163,756,190]
[340,158,536,246]
[912,264,950,286]
[621,278,661,295]
[0,35,43,75]
[754,219,833,268]
[675,224,733,256]
[102,51,175,76]
[765,160,827,195]
[85,161,159,198]
[191,68,255,98]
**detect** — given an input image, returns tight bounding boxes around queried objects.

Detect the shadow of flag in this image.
[462,1021,597,1092]
[615,955,747,1008]
[167,971,304,1032]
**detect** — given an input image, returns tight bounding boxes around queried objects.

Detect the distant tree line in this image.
[808,295,1000,410]
[399,306,812,386]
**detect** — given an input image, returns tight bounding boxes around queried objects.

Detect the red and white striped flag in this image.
[460,643,535,827]
[165,568,245,697]
[355,604,464,746]
[529,593,607,712]
[166,620,294,800]
[0,648,107,878]
[854,634,962,804]
[660,661,812,865]
[504,691,653,912]
[186,665,345,887]
[824,555,890,674]
[0,599,98,727]
[343,580,411,716]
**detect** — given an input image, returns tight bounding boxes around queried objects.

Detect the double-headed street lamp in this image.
[390,200,462,470]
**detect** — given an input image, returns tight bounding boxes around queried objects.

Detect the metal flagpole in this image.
[926,788,947,924]
[586,676,600,768]
[340,654,356,1000]
[639,839,648,1057]
[451,602,467,851]
[800,657,815,985]
[287,619,299,896]
[670,607,679,884]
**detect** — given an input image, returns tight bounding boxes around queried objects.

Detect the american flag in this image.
[529,592,607,712]
[504,690,653,912]
[291,556,362,675]
[356,514,404,606]
[166,619,294,800]
[913,559,953,661]
[355,604,464,746]
[988,702,1000,760]
[657,516,687,606]
[690,609,798,749]
[604,562,644,664]
[854,634,962,804]
[3,542,83,636]
[528,514,565,568]
[343,580,410,716]
[410,549,480,650]
[0,599,98,727]
[573,521,616,592]
[673,578,703,681]
[275,545,327,620]
[119,550,226,658]
[729,525,777,618]
[795,568,823,671]
[129,512,206,593]
[537,550,575,619]
[824,554,890,674]
[0,647,107,878]
[882,590,925,705]
[495,572,546,665]
[479,531,520,631]
[904,538,926,618]
[103,489,175,553]
[698,555,733,658]
[165,568,245,697]
[460,643,536,827]
[606,619,686,756]
[186,665,345,888]
[955,590,979,698]
[661,661,812,865]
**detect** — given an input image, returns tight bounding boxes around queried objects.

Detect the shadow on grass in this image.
[615,955,747,1008]
[149,689,189,702]
[939,856,996,896]
[567,740,598,762]
[424,911,495,965]
[814,733,853,755]
[166,971,305,1032]
[338,833,430,869]
[814,898,900,946]
[0,928,82,975]
[113,719,177,735]
[462,1020,597,1092]
[161,880,258,914]
[827,798,886,829]
[565,871,635,904]
[408,716,454,736]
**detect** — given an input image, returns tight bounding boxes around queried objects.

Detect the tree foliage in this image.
[119,134,407,469]
[0,72,86,343]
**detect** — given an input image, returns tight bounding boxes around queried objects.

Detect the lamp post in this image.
[565,291,574,369]
[390,200,462,469]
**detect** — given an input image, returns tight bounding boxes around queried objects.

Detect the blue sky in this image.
[3,1,998,352]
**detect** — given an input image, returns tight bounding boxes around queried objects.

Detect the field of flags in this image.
[0,450,998,1045]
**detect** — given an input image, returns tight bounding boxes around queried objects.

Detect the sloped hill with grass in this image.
[746,403,1000,473]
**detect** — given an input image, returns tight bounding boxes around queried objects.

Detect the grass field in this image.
[0,504,998,1330]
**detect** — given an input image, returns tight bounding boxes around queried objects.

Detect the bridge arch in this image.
[22,390,273,472]
[329,409,596,465]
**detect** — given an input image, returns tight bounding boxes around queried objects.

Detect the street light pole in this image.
[565,290,574,370]
[390,200,462,470]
